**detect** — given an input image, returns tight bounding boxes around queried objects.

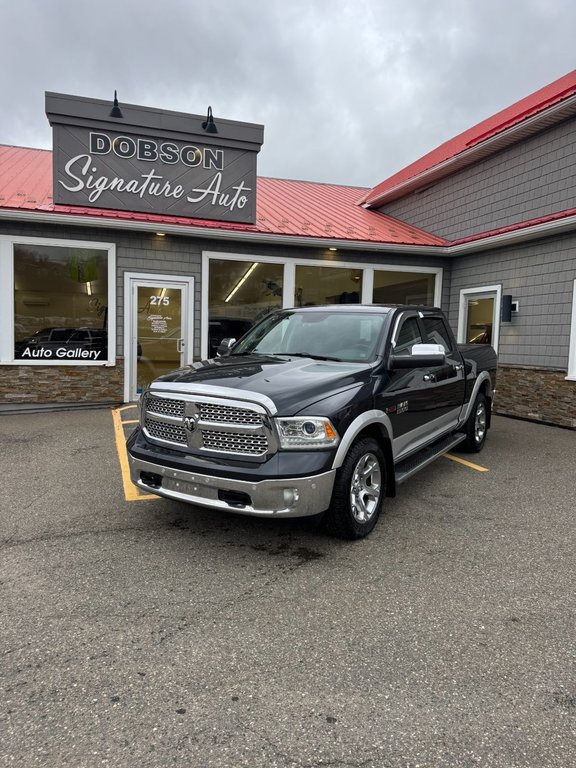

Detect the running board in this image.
[395,432,466,485]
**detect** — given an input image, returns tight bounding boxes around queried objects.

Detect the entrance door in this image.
[458,285,502,352]
[124,274,194,400]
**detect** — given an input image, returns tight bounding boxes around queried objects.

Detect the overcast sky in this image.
[1,0,575,188]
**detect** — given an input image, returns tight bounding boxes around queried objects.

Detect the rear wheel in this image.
[460,392,488,452]
[323,437,386,539]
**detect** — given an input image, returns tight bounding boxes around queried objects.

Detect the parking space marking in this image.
[443,453,489,472]
[112,407,158,501]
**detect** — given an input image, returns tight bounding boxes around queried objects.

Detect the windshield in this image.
[230,310,388,363]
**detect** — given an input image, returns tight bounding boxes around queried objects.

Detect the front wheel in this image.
[460,392,488,453]
[323,438,386,539]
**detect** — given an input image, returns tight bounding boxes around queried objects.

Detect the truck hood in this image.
[152,354,373,415]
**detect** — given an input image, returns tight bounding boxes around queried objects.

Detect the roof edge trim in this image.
[2,207,576,256]
[0,209,441,255]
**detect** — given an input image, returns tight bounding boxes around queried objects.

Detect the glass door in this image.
[126,275,194,400]
[465,296,495,345]
[458,285,501,352]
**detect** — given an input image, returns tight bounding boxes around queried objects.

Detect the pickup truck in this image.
[127,305,497,538]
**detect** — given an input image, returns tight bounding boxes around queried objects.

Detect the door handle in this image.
[423,373,436,382]
[454,364,463,372]
[176,338,184,353]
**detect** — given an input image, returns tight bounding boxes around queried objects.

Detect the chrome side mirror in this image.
[390,343,446,369]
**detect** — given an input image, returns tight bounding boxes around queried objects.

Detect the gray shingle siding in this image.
[448,233,576,370]
[0,220,450,359]
[380,116,576,241]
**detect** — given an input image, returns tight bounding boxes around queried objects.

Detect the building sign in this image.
[46,93,264,224]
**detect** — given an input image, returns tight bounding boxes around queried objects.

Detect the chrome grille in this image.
[202,430,268,455]
[145,417,187,444]
[143,392,273,459]
[198,402,263,425]
[146,396,185,418]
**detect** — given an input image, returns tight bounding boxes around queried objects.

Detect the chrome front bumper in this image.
[128,454,336,518]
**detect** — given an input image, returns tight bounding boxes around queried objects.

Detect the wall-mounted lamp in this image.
[202,106,218,134]
[501,294,519,323]
[328,247,337,252]
[109,90,123,119]
[156,232,166,237]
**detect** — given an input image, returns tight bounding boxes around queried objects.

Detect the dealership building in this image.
[0,71,575,428]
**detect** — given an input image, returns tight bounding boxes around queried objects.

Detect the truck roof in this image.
[284,304,442,314]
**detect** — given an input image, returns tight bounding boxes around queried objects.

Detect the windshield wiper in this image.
[270,352,343,362]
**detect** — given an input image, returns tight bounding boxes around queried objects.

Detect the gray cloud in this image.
[0,0,574,187]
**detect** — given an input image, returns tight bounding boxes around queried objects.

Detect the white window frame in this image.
[0,234,116,366]
[457,284,502,353]
[123,272,195,402]
[201,250,443,359]
[567,279,576,381]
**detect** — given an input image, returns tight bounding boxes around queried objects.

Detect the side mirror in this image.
[390,343,446,369]
[216,337,236,357]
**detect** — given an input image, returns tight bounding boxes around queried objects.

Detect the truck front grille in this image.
[202,430,268,455]
[198,402,262,425]
[147,395,185,418]
[145,418,187,445]
[142,392,273,459]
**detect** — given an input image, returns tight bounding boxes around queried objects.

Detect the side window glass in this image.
[422,316,453,353]
[394,317,423,355]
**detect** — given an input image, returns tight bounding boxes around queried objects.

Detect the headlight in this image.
[275,417,340,449]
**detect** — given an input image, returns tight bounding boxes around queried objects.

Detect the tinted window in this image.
[422,316,454,353]
[394,317,423,355]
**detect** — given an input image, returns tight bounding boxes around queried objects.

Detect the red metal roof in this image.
[362,69,576,207]
[0,144,446,247]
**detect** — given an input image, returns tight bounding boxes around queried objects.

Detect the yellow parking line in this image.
[122,419,139,424]
[111,408,158,501]
[444,453,489,472]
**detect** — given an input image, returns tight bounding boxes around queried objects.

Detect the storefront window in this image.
[208,259,283,356]
[13,243,109,362]
[373,270,435,305]
[294,265,362,306]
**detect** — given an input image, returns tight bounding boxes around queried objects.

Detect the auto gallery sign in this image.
[46,92,264,224]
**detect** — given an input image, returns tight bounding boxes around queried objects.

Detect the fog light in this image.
[283,488,300,508]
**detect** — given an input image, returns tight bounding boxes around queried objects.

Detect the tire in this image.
[323,438,386,539]
[460,392,488,453]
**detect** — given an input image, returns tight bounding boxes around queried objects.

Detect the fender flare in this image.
[459,371,493,425]
[332,410,393,470]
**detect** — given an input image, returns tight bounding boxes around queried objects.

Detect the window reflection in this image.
[294,265,362,306]
[208,259,283,356]
[373,270,435,305]
[14,244,108,361]
[466,298,494,344]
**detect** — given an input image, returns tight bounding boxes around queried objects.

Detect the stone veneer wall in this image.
[0,362,124,408]
[494,365,576,429]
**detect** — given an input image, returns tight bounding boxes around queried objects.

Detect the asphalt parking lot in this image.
[1,409,575,768]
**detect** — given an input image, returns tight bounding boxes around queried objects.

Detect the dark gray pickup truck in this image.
[127,305,497,538]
